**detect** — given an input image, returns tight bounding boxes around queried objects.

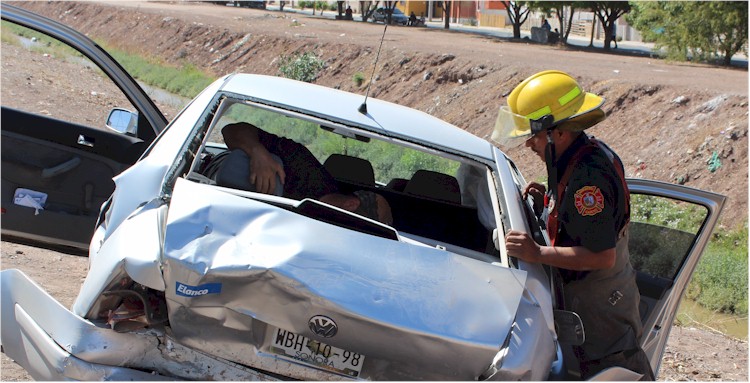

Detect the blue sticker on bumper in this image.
[176,282,222,297]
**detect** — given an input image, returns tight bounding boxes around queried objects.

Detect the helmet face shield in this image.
[491,106,533,148]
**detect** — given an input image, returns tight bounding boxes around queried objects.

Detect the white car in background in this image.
[0,4,725,381]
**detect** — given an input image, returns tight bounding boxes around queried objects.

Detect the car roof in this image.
[219,74,496,161]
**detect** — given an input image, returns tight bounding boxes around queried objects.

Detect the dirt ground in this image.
[1,1,748,381]
[1,245,747,382]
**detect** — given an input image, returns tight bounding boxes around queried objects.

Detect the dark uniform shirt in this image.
[547,133,628,283]
[256,129,339,200]
[542,133,649,376]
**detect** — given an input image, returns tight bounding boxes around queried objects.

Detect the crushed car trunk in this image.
[161,179,529,380]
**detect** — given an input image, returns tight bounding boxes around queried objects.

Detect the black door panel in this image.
[1,109,139,253]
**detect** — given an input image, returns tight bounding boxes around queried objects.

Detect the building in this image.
[391,1,639,42]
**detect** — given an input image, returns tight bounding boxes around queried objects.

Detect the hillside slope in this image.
[14,0,748,228]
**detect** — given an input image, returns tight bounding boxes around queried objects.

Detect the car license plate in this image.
[269,326,365,377]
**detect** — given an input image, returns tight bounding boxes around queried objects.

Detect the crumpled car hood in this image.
[162,179,527,380]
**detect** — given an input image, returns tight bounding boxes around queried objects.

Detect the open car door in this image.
[0,4,167,254]
[626,178,726,377]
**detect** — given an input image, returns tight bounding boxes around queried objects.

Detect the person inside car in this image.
[209,122,393,225]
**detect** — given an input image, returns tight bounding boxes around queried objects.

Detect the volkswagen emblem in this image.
[308,315,338,338]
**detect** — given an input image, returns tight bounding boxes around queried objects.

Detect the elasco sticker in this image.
[176,282,222,297]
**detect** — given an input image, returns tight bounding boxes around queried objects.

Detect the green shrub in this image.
[2,21,85,59]
[278,52,325,83]
[103,43,214,99]
[630,194,747,315]
[353,72,365,87]
[686,225,748,315]
[631,194,705,233]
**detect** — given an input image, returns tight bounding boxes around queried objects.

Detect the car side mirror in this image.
[106,108,138,136]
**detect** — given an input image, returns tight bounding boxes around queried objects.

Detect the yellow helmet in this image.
[491,70,606,148]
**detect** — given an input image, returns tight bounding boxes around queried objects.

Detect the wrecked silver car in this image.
[1,4,726,381]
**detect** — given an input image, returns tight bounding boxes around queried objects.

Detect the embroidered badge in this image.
[574,186,604,216]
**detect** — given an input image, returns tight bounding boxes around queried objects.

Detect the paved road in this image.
[263,3,749,68]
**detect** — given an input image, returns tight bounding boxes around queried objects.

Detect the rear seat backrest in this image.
[404,169,461,204]
[323,154,376,187]
[385,178,409,192]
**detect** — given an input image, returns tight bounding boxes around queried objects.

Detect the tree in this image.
[628,1,748,66]
[526,1,575,44]
[501,1,531,39]
[591,1,631,51]
[382,1,397,25]
[313,1,328,16]
[359,1,379,22]
[442,1,452,29]
[552,2,589,44]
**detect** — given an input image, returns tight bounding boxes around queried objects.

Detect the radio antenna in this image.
[358,21,388,115]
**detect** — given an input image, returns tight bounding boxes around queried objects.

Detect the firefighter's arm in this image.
[504,230,616,270]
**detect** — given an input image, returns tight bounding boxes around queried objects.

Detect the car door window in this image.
[193,99,498,259]
[629,194,708,280]
[1,19,150,252]
[629,191,713,327]
[213,102,462,186]
[1,20,137,127]
[625,181,724,373]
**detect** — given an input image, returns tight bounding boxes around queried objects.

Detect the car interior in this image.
[185,98,500,262]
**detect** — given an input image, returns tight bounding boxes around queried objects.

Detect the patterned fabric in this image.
[353,190,379,221]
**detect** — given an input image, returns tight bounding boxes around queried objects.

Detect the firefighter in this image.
[493,70,654,380]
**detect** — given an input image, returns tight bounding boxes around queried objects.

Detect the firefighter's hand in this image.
[505,230,541,263]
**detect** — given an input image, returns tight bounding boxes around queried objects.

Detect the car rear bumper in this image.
[0,269,168,380]
[0,269,278,381]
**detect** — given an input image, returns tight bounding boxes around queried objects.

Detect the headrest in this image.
[404,170,461,204]
[385,178,409,192]
[323,154,376,186]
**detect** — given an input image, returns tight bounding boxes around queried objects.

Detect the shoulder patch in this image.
[574,186,604,216]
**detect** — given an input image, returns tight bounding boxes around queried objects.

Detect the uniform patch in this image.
[574,186,604,216]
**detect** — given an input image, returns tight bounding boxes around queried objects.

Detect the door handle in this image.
[41,157,81,178]
[78,134,94,147]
